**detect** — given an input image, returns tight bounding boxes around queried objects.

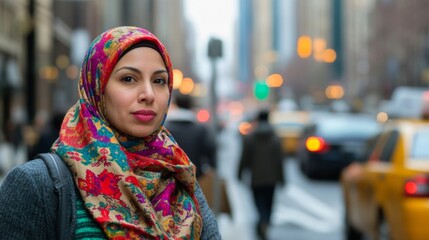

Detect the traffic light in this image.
[254,81,270,100]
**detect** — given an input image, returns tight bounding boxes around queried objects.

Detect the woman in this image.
[0,26,221,240]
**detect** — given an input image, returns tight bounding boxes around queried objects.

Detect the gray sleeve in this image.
[195,182,223,240]
[0,161,57,240]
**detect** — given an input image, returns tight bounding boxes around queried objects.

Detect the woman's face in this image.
[104,47,170,138]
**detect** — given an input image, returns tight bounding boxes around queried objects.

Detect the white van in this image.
[386,86,429,119]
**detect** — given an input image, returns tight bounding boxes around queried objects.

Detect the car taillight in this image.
[305,136,329,153]
[197,109,210,123]
[404,174,429,197]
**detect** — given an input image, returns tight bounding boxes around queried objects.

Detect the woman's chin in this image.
[125,129,158,139]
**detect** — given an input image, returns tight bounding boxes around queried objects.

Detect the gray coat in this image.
[0,159,222,240]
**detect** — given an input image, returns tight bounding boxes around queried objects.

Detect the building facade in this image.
[0,0,189,143]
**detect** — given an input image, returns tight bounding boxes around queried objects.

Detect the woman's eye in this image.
[120,76,135,83]
[153,77,167,85]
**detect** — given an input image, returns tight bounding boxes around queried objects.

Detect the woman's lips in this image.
[132,110,156,122]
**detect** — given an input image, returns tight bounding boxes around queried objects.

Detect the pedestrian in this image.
[165,92,217,180]
[4,107,26,153]
[24,110,49,160]
[0,26,221,240]
[237,108,285,240]
[28,111,64,159]
[165,93,229,214]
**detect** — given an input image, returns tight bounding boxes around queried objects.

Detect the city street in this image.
[217,125,344,240]
[1,1,428,239]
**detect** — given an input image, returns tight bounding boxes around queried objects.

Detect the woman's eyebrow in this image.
[114,66,141,74]
[114,67,168,75]
[154,70,168,75]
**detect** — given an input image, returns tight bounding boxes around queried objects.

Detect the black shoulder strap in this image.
[37,153,72,240]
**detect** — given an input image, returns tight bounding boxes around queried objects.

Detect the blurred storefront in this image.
[368,0,429,98]
[0,0,27,138]
[1,0,189,138]
[0,0,55,133]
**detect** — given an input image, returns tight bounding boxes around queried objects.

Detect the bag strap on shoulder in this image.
[36,153,72,240]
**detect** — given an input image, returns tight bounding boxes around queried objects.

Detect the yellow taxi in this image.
[341,118,429,240]
[269,110,310,155]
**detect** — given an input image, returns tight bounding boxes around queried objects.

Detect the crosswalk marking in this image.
[272,183,341,232]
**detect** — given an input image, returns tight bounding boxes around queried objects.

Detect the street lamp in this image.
[297,35,312,58]
[207,37,223,215]
[266,73,283,88]
[179,78,194,95]
[172,69,183,89]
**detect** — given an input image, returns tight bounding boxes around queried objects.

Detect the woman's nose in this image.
[137,81,155,103]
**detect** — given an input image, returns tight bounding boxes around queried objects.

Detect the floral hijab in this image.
[52,26,202,239]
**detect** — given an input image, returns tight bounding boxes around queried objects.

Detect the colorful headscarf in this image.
[52,26,202,239]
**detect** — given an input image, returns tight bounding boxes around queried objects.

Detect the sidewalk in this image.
[215,128,260,239]
[217,178,259,240]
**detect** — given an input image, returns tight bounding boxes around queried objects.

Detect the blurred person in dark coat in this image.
[165,92,217,179]
[28,111,64,159]
[238,108,285,240]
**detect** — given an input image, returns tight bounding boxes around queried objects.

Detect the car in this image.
[341,118,429,240]
[269,110,311,156]
[297,112,381,179]
[381,86,429,119]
